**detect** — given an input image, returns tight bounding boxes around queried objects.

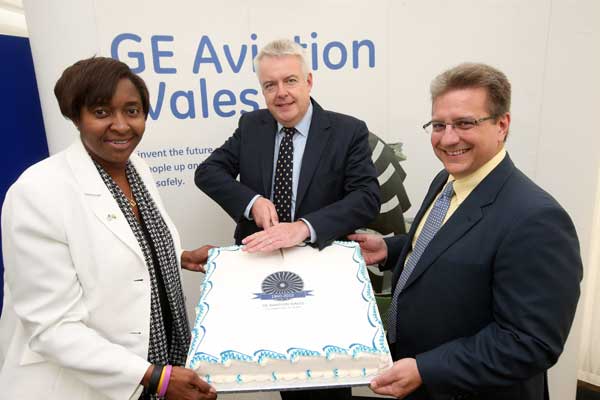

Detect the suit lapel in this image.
[295,100,331,211]
[402,201,483,290]
[400,154,515,291]
[258,113,278,197]
[65,140,145,263]
[392,174,446,281]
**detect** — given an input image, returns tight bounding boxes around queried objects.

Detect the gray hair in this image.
[254,39,310,78]
[430,62,511,118]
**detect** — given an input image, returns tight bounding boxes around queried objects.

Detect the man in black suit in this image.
[350,63,582,400]
[195,39,380,400]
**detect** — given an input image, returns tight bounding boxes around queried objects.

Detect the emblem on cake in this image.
[254,271,313,301]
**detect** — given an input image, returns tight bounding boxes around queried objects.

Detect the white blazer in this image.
[0,139,184,400]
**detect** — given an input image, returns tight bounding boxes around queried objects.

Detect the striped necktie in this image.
[387,180,454,343]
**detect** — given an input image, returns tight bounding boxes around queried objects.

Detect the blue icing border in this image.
[188,246,240,368]
[349,343,380,358]
[288,347,321,362]
[323,345,349,360]
[254,349,288,364]
[186,242,389,370]
[190,351,219,365]
[349,241,389,353]
[221,350,254,363]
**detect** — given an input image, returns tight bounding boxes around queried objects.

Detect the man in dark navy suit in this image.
[350,63,582,400]
[195,39,380,400]
[195,39,379,253]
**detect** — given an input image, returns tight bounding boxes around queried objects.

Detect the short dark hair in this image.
[54,56,149,122]
[430,62,511,118]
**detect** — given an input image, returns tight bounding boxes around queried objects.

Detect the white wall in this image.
[0,0,27,37]
[534,1,600,396]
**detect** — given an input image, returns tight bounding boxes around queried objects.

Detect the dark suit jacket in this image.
[195,99,380,249]
[383,154,582,400]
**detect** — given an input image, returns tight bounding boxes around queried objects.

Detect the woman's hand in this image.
[181,245,217,273]
[166,366,217,399]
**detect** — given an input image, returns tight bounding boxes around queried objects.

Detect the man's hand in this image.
[347,233,388,265]
[242,221,310,253]
[181,245,217,273]
[251,197,279,229]
[370,358,422,399]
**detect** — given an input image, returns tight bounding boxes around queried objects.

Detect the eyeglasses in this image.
[422,116,496,134]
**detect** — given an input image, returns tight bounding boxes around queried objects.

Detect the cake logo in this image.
[253,271,313,301]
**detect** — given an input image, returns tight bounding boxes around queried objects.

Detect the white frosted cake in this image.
[186,241,392,392]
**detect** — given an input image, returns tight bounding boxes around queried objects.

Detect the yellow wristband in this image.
[156,366,167,394]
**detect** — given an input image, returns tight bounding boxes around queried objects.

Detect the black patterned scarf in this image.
[94,160,190,375]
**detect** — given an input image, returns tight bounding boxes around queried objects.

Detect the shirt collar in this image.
[449,148,507,203]
[277,102,313,137]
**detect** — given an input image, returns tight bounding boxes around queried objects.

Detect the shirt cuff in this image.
[244,195,261,220]
[299,218,317,243]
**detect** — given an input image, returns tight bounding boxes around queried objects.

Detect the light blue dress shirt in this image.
[244,103,317,242]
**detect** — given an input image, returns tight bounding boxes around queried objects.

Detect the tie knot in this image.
[282,127,296,137]
[441,181,454,198]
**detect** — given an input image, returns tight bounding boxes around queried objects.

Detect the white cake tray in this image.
[214,376,372,393]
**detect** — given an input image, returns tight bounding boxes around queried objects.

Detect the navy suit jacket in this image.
[383,154,582,400]
[195,99,380,249]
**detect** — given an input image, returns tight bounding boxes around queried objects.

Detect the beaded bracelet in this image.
[147,365,164,395]
[158,365,173,397]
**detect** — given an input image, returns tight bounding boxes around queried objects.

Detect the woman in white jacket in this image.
[0,57,217,400]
